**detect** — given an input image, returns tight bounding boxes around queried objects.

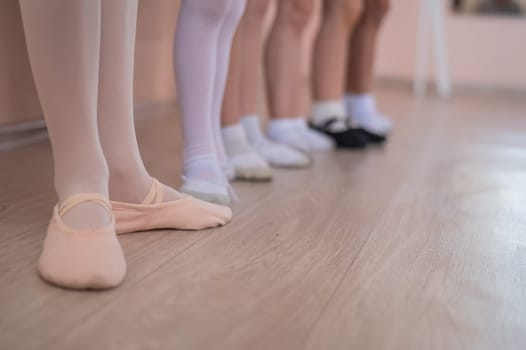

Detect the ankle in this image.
[54,166,109,203]
[108,165,152,203]
[345,93,376,117]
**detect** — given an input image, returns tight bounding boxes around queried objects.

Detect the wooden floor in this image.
[1,87,526,350]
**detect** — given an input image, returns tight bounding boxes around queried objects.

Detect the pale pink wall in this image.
[0,0,180,127]
[376,0,526,90]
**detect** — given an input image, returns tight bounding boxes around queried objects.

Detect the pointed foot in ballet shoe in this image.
[112,178,232,234]
[38,194,126,290]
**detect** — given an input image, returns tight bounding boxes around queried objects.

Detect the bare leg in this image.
[220,14,272,181]
[19,0,109,229]
[264,0,334,152]
[265,0,315,120]
[308,0,369,149]
[222,0,310,168]
[97,0,183,203]
[312,0,363,101]
[346,0,389,94]
[239,0,271,117]
[344,0,392,140]
[220,24,242,127]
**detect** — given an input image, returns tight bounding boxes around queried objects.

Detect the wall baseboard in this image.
[0,120,48,151]
[376,77,526,98]
[0,99,179,152]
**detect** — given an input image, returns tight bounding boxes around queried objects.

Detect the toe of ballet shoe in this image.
[38,211,126,290]
[112,196,232,234]
[180,196,232,229]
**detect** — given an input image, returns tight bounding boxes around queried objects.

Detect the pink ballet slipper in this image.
[38,193,126,290]
[112,178,232,234]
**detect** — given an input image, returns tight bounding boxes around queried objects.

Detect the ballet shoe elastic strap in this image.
[142,178,164,205]
[58,193,112,217]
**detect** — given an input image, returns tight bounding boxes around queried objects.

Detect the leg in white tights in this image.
[174,0,246,204]
[210,0,247,177]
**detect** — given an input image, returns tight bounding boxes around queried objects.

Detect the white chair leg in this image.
[414,0,431,96]
[431,0,451,97]
[414,0,451,97]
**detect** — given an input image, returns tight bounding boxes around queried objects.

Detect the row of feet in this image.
[182,111,393,206]
[39,106,392,290]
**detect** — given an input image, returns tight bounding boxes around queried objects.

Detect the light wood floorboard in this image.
[1,88,525,349]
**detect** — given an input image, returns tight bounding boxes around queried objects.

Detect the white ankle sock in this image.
[221,123,271,180]
[241,114,310,168]
[183,154,225,185]
[267,118,311,153]
[311,100,348,132]
[344,93,393,136]
[293,118,335,152]
[180,178,230,205]
[240,114,267,145]
[180,154,230,205]
[267,117,334,153]
[222,123,254,155]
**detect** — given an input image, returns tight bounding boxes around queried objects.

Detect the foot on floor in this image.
[222,123,272,181]
[311,100,368,149]
[267,117,334,154]
[310,118,369,149]
[38,193,126,290]
[345,93,393,143]
[251,139,311,168]
[112,178,232,234]
[180,155,231,205]
[241,114,311,168]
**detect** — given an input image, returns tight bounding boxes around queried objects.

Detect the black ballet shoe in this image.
[358,129,387,144]
[309,118,369,149]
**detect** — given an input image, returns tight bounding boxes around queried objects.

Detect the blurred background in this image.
[1,2,526,348]
[1,0,525,144]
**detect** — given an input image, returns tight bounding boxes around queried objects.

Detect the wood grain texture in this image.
[0,87,525,349]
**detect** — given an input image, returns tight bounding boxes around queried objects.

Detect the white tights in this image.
[174,0,246,186]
